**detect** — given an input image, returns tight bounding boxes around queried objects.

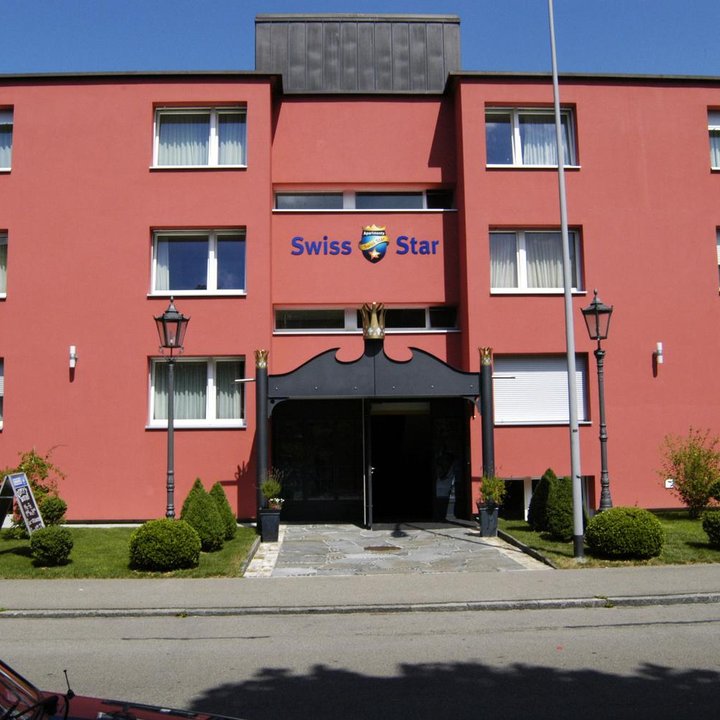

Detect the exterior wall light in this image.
[69,345,78,369]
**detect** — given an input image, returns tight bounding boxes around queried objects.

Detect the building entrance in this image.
[272,398,469,526]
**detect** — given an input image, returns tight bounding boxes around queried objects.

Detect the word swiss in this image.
[291,235,440,256]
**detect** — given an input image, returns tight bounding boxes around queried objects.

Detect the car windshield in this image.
[0,662,44,720]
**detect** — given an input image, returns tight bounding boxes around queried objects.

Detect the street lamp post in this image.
[581,289,614,512]
[154,298,190,519]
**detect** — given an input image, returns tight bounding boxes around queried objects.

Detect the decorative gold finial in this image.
[255,349,269,368]
[480,347,493,366]
[360,302,386,339]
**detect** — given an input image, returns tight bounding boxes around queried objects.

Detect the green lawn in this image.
[499,510,720,568]
[0,525,258,579]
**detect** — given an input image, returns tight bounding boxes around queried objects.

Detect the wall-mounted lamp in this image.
[654,342,664,365]
[69,345,78,369]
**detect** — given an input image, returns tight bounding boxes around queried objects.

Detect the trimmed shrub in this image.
[209,482,237,540]
[180,478,225,552]
[546,475,576,541]
[129,518,201,571]
[585,507,664,559]
[30,526,73,566]
[527,468,557,532]
[39,495,68,525]
[701,510,720,548]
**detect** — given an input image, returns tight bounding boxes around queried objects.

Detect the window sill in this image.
[486,164,581,171]
[0,168,10,173]
[146,421,246,430]
[273,328,460,336]
[272,208,457,213]
[495,421,591,427]
[150,165,247,171]
[491,289,586,296]
[148,291,247,298]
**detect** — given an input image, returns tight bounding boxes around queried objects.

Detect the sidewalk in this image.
[1,523,719,618]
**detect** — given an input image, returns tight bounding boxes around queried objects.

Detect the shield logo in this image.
[359,225,389,263]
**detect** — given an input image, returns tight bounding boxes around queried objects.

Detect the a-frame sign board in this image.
[0,473,45,534]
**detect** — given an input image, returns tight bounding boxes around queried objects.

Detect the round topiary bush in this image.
[701,510,720,548]
[129,519,201,571]
[30,525,73,566]
[585,507,664,559]
[180,478,225,552]
[209,482,237,540]
[39,495,68,525]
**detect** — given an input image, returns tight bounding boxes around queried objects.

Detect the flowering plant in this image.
[261,468,285,510]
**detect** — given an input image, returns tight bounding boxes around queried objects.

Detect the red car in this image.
[0,660,241,720]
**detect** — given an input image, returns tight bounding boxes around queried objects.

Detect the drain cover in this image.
[364,545,401,552]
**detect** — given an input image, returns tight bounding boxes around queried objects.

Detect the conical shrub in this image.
[180,478,224,552]
[210,482,237,540]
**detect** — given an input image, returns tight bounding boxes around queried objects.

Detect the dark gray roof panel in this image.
[256,14,460,93]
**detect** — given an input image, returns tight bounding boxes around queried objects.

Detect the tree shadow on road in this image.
[189,660,718,720]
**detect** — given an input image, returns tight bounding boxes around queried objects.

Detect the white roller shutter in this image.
[493,355,588,424]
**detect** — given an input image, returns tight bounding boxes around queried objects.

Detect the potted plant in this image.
[259,469,284,542]
[477,476,507,537]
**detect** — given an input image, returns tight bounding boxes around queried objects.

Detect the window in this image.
[152,230,246,295]
[0,233,6,296]
[150,357,244,427]
[154,107,246,167]
[490,229,581,292]
[274,190,454,210]
[710,111,720,169]
[274,306,458,332]
[0,110,12,169]
[486,108,576,166]
[493,355,588,424]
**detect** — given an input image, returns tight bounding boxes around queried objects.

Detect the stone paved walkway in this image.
[244,522,548,577]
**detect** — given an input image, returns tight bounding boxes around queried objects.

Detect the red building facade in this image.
[1,14,720,522]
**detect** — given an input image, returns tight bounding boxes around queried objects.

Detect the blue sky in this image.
[2,0,719,76]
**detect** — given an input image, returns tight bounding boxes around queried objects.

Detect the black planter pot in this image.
[259,509,281,542]
[478,505,499,537]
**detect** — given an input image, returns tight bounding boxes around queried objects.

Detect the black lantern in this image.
[154,298,189,519]
[581,288,614,512]
[581,289,613,342]
[154,298,190,352]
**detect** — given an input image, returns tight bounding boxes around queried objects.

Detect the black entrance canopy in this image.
[253,304,496,524]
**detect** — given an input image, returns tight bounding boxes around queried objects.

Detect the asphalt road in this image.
[4,604,720,720]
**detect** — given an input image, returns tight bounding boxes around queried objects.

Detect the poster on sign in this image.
[0,473,45,534]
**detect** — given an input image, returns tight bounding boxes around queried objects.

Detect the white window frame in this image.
[490,229,582,293]
[485,107,578,167]
[493,355,588,425]
[148,357,246,429]
[0,109,12,171]
[273,189,454,212]
[152,106,247,168]
[0,232,7,298]
[710,111,720,170]
[150,229,246,297]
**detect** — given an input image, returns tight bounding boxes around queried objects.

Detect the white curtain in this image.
[155,239,170,291]
[216,360,242,419]
[158,114,209,165]
[154,362,207,420]
[0,236,7,293]
[490,233,518,288]
[520,115,569,165]
[711,130,720,168]
[0,111,12,168]
[526,232,564,288]
[218,113,246,165]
